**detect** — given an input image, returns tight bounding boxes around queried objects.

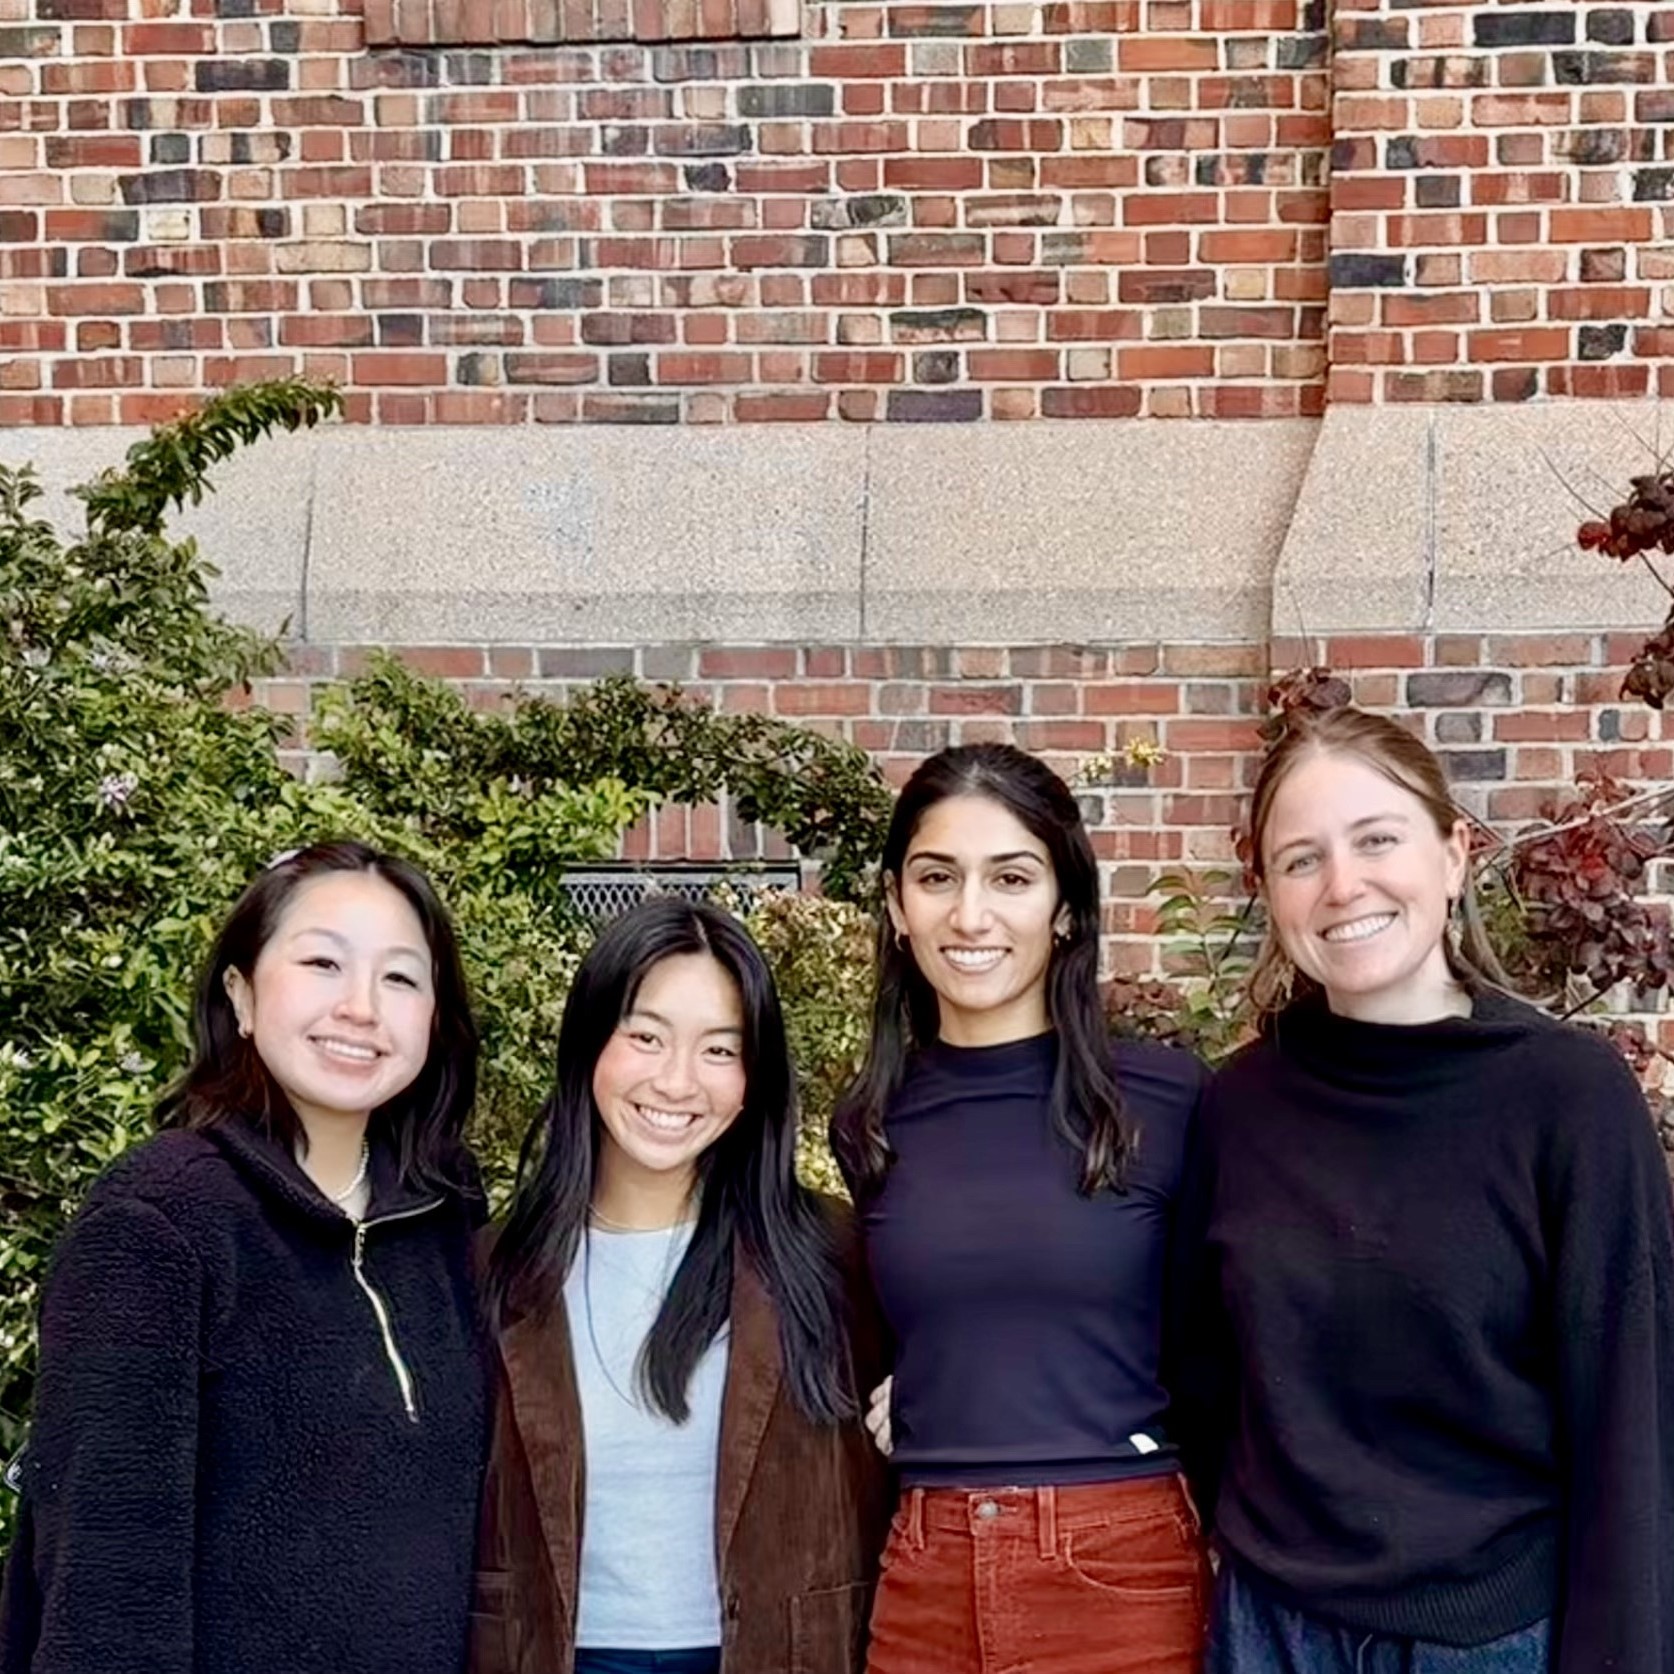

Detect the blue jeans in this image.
[573,1652,722,1674]
[1206,1559,1552,1674]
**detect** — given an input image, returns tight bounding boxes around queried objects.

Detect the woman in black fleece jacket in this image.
[1176,708,1674,1674]
[0,842,488,1674]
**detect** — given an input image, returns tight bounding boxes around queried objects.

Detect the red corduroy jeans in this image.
[866,1473,1209,1674]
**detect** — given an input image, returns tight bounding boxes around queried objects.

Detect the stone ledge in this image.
[1275,405,1670,634]
[0,419,1314,646]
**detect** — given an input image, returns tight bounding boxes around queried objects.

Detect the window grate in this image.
[560,864,803,924]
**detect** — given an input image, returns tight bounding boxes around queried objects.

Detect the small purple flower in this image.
[98,772,138,810]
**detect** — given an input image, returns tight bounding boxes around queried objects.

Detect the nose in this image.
[332,968,378,1024]
[1319,848,1365,906]
[650,1045,701,1101]
[949,875,992,936]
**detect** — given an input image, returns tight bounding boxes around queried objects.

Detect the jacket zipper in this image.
[350,1200,440,1424]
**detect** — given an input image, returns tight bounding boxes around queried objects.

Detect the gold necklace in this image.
[588,1205,695,1233]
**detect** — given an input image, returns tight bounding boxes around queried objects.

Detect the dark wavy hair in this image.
[157,840,479,1194]
[484,897,856,1426]
[832,742,1133,1198]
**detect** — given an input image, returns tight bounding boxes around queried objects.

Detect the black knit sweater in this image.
[1,1119,488,1674]
[1174,989,1674,1669]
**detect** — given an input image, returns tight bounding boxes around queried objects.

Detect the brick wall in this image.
[251,629,1674,1044]
[7,0,1670,423]
[1328,1,1674,404]
[0,0,1470,423]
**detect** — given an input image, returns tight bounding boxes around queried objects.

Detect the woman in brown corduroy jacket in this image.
[469,899,891,1674]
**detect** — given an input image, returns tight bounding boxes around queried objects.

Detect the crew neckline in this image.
[923,1027,1057,1062]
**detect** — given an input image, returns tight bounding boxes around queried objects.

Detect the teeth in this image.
[314,1038,379,1063]
[1322,914,1396,944]
[944,948,1005,971]
[637,1105,696,1131]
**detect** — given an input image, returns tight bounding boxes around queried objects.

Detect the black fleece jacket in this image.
[1,1119,488,1674]
[1173,989,1674,1670]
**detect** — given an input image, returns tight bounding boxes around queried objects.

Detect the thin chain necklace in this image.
[581,1217,689,1411]
[589,1205,694,1233]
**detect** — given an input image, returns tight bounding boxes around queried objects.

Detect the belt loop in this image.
[1176,1470,1204,1536]
[907,1488,925,1551]
[1037,1485,1057,1560]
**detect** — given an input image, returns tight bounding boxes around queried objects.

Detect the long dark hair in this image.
[832,742,1133,1198]
[157,840,479,1194]
[484,897,856,1425]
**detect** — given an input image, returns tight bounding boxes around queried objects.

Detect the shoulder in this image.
[1110,1039,1208,1185]
[1491,994,1637,1080]
[1436,989,1645,1111]
[1192,1030,1286,1153]
[1492,1001,1656,1150]
[44,1137,230,1306]
[1111,1036,1210,1122]
[1202,1030,1277,1097]
[80,1128,247,1225]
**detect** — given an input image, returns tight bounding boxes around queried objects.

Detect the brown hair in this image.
[1244,706,1509,1015]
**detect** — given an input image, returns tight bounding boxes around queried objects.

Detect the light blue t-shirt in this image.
[564,1224,730,1650]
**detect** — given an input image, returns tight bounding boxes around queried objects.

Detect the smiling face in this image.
[591,950,748,1206]
[1260,747,1471,1025]
[886,792,1067,1047]
[224,870,437,1136]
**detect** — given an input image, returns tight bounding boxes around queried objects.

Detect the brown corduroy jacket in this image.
[468,1225,892,1674]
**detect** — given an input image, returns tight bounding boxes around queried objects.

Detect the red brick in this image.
[698,648,798,678]
[1085,683,1179,715]
[1323,635,1427,669]
[1491,711,1591,743]
[927,684,1023,715]
[1486,634,1596,668]
[772,684,871,717]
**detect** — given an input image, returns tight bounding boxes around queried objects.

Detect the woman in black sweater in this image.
[0,841,488,1674]
[835,744,1210,1674]
[1180,707,1674,1674]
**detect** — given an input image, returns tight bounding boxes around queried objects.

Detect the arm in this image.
[1160,1076,1234,1528]
[1547,1051,1674,1674]
[19,1196,203,1674]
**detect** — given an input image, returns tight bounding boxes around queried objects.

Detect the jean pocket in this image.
[1057,1519,1204,1606]
[790,1579,870,1674]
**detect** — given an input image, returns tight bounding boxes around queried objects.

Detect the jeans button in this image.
[976,1498,999,1519]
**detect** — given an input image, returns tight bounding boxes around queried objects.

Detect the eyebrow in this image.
[905,848,1046,866]
[1269,812,1413,858]
[622,1007,744,1038]
[287,925,429,962]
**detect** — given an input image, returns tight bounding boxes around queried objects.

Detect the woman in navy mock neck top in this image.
[832,743,1211,1674]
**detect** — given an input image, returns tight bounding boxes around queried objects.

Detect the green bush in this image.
[0,384,890,1550]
